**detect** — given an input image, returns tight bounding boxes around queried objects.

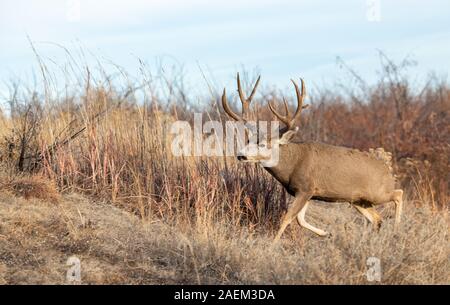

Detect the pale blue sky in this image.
[1,0,449,96]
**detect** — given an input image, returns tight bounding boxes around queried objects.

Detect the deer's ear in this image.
[279,127,298,145]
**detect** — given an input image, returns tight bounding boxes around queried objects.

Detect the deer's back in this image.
[284,142,397,204]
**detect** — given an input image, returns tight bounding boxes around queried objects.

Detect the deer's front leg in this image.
[297,201,329,236]
[274,192,311,243]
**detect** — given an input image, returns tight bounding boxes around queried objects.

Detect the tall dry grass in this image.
[2,51,448,223]
[0,48,448,284]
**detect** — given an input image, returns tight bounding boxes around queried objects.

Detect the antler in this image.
[222,73,261,122]
[268,78,308,130]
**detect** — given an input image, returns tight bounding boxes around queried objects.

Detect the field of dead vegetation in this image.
[0,51,448,284]
[0,179,448,284]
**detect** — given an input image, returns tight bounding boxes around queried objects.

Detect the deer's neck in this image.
[263,145,298,194]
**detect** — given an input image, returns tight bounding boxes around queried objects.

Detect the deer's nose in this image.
[237,155,247,161]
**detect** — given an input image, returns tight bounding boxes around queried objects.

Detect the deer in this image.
[221,73,403,242]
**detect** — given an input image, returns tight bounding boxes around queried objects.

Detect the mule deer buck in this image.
[222,73,403,242]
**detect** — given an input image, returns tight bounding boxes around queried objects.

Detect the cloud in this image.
[0,0,449,90]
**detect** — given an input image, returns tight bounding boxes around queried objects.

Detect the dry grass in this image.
[0,50,449,284]
[0,174,60,203]
[0,191,448,284]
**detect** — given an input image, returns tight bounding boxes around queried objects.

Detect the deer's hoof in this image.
[318,231,330,237]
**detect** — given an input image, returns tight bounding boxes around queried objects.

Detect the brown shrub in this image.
[0,53,448,235]
[1,175,60,203]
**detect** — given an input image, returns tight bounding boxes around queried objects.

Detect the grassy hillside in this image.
[0,179,448,284]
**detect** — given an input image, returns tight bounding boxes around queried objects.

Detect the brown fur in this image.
[264,140,403,240]
[266,142,397,205]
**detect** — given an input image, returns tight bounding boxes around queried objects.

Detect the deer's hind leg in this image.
[392,189,403,227]
[354,204,382,230]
